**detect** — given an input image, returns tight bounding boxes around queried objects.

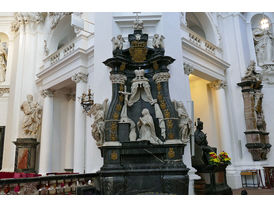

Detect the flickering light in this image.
[260,17,270,30]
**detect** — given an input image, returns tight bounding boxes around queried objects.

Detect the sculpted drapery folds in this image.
[0,40,7,82]
[20,95,42,137]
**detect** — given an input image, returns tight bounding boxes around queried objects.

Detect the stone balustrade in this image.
[0,173,97,195]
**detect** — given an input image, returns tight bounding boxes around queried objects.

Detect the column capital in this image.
[71,72,88,83]
[0,87,10,97]
[109,74,127,84]
[153,72,170,83]
[40,89,54,98]
[65,93,76,101]
[183,62,194,75]
[208,80,226,90]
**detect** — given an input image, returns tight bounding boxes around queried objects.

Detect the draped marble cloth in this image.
[128,69,156,106]
[137,109,162,144]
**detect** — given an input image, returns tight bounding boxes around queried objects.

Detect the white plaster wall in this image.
[0,99,8,126]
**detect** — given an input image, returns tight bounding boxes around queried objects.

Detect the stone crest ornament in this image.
[111,35,125,51]
[152,34,165,49]
[237,61,271,161]
[20,95,42,138]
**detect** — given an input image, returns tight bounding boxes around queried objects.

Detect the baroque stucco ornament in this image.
[153,72,170,84]
[71,72,88,83]
[111,35,125,51]
[152,34,165,49]
[49,12,72,30]
[0,87,9,96]
[208,80,226,90]
[183,63,194,75]
[110,74,127,84]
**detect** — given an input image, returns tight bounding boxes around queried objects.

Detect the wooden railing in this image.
[0,173,97,195]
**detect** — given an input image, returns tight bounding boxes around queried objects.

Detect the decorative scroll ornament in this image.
[11,12,47,32]
[208,80,226,90]
[20,95,42,138]
[153,72,170,84]
[109,74,127,84]
[0,87,10,97]
[183,62,194,75]
[71,72,88,83]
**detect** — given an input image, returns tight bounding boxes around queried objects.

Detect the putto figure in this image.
[20,95,42,137]
[111,35,125,51]
[152,34,165,49]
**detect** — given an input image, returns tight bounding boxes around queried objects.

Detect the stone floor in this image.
[233,187,274,195]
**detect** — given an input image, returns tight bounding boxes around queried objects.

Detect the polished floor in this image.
[233,187,274,195]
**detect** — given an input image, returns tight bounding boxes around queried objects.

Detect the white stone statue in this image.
[111,35,125,51]
[20,95,42,137]
[88,99,108,146]
[174,101,192,143]
[133,19,143,30]
[137,108,162,144]
[152,34,165,49]
[253,28,273,66]
[0,41,7,83]
[128,69,157,106]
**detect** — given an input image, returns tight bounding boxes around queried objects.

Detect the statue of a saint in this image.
[128,69,157,106]
[137,108,162,144]
[111,35,125,51]
[152,34,165,49]
[20,95,42,137]
[88,99,108,146]
[253,28,273,66]
[174,101,192,143]
[0,41,7,83]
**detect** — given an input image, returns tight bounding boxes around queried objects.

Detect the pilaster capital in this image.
[152,72,170,83]
[0,87,10,97]
[183,62,194,75]
[71,72,88,83]
[109,74,127,84]
[40,89,54,98]
[208,80,226,90]
[65,93,76,101]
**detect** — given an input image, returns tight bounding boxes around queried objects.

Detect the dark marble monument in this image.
[90,18,190,194]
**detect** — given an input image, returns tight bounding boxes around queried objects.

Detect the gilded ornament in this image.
[119,84,124,91]
[111,133,117,141]
[111,122,117,131]
[113,112,119,120]
[116,104,122,111]
[120,62,126,71]
[153,61,159,70]
[157,94,163,101]
[160,101,166,110]
[167,120,173,129]
[164,110,170,118]
[168,148,175,158]
[119,95,124,102]
[168,133,174,139]
[111,151,118,160]
[157,83,161,91]
[129,41,147,62]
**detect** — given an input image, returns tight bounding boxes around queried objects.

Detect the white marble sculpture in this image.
[20,95,42,137]
[88,99,108,146]
[152,34,165,49]
[0,41,7,83]
[137,108,162,144]
[174,101,192,143]
[111,35,125,51]
[155,103,166,139]
[133,18,143,30]
[128,69,157,106]
[253,28,273,66]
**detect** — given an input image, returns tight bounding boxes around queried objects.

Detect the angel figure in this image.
[152,34,165,49]
[174,101,192,143]
[111,35,125,51]
[88,99,108,146]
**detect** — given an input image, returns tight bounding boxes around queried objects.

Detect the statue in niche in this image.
[20,95,42,137]
[253,28,273,66]
[128,69,157,106]
[111,35,125,51]
[152,34,165,49]
[137,108,162,144]
[174,101,192,143]
[88,99,109,146]
[0,40,7,83]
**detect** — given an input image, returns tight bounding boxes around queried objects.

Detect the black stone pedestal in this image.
[13,138,39,173]
[97,141,189,195]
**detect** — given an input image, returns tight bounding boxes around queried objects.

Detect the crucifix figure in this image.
[119,85,131,122]
[133,12,143,30]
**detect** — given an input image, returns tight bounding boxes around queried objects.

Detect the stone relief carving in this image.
[111,35,125,51]
[88,99,109,146]
[183,63,194,75]
[137,108,163,144]
[49,12,72,30]
[71,72,88,83]
[153,72,170,84]
[11,12,47,32]
[208,80,226,90]
[109,74,127,84]
[20,95,42,138]
[40,89,54,98]
[152,34,165,49]
[174,101,192,143]
[0,87,9,97]
[253,28,273,66]
[0,40,8,83]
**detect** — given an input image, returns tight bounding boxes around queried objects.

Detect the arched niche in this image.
[186,12,219,46]
[47,15,76,54]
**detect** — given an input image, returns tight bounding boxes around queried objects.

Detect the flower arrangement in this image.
[218,151,231,165]
[208,152,220,165]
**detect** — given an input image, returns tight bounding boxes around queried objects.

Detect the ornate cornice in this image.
[183,62,194,75]
[152,72,170,83]
[0,87,10,97]
[71,72,88,83]
[40,89,54,98]
[208,80,226,90]
[11,12,47,32]
[109,74,127,84]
